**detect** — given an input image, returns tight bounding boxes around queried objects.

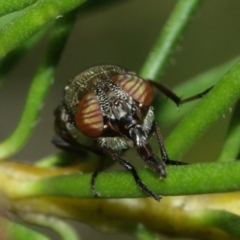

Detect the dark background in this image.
[0,0,240,239]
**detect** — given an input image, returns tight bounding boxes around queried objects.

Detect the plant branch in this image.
[19,213,80,240]
[165,60,240,160]
[0,0,86,59]
[0,11,77,159]
[3,161,240,199]
[156,56,240,126]
[0,26,48,85]
[1,217,50,240]
[140,0,203,80]
[198,210,240,239]
[0,0,37,17]
[217,99,240,162]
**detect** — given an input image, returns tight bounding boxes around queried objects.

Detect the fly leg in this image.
[53,135,106,197]
[148,81,212,164]
[91,160,105,197]
[52,135,88,156]
[98,146,161,201]
[153,121,186,166]
[149,81,213,106]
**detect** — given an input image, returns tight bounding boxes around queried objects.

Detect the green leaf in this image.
[197,210,240,239]
[10,161,240,199]
[0,0,37,17]
[0,27,47,85]
[0,0,86,59]
[19,213,80,240]
[217,99,240,162]
[1,217,50,240]
[0,11,77,159]
[140,0,203,80]
[156,56,240,126]
[166,60,240,160]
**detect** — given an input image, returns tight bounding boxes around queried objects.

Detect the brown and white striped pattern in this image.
[75,90,103,138]
[111,74,153,106]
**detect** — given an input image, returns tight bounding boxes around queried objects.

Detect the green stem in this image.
[165,60,240,160]
[1,217,50,240]
[0,26,48,85]
[15,161,240,199]
[140,0,203,80]
[0,11,77,159]
[134,225,159,240]
[0,0,86,59]
[199,210,240,239]
[34,152,78,168]
[0,0,37,17]
[217,100,240,162]
[19,213,80,240]
[156,56,240,126]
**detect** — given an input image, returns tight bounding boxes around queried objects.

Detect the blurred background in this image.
[0,0,240,239]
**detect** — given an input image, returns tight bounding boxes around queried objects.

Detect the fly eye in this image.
[111,74,153,106]
[75,90,104,138]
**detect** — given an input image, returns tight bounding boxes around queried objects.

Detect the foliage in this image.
[0,0,240,239]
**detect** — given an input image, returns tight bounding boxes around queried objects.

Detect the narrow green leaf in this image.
[199,210,240,239]
[1,217,50,240]
[140,0,203,80]
[156,56,240,126]
[13,161,240,199]
[134,224,159,240]
[166,60,240,160]
[0,0,37,17]
[19,213,80,240]
[0,26,48,85]
[0,12,77,159]
[217,100,240,162]
[0,0,86,58]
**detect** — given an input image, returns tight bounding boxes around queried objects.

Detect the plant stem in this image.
[1,217,50,240]
[8,161,240,199]
[217,99,240,162]
[165,60,240,160]
[0,26,48,85]
[198,210,240,239]
[0,0,86,59]
[155,56,240,126]
[19,213,80,240]
[140,0,203,80]
[0,0,37,17]
[0,11,76,159]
